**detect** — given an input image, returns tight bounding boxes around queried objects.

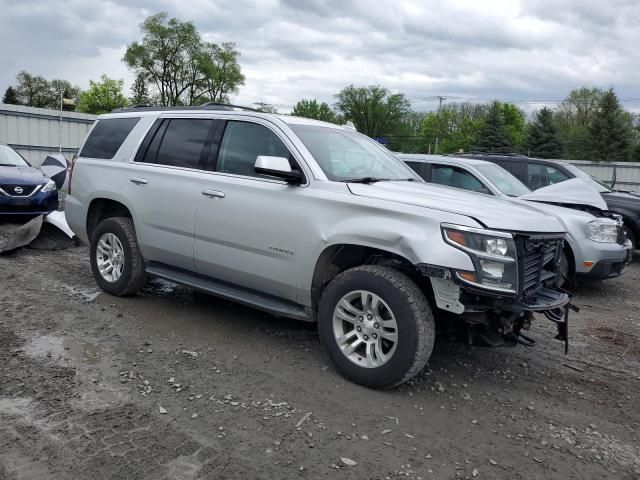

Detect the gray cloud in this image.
[0,0,638,112]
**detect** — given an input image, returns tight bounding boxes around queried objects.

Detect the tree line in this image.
[2,11,638,161]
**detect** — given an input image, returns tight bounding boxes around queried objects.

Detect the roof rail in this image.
[111,103,263,113]
[447,152,528,158]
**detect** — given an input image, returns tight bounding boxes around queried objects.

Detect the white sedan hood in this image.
[519,178,607,211]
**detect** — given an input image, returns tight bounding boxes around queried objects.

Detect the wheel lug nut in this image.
[367,314,373,320]
[363,335,369,340]
[358,316,363,322]
[374,323,379,329]
[372,333,377,339]
[356,326,362,332]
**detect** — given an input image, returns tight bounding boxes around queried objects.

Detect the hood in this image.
[518,178,608,211]
[0,165,48,185]
[602,190,640,208]
[348,181,565,233]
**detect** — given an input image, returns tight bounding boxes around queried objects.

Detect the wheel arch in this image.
[310,243,432,314]
[86,197,134,241]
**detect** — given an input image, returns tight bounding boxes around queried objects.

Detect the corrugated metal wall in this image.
[562,160,640,192]
[0,103,96,166]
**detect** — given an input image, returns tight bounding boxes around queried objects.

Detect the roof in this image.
[107,103,344,130]
[397,153,494,167]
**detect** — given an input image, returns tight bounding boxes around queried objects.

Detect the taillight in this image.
[68,154,78,195]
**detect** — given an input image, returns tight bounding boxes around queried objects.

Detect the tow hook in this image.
[545,303,580,354]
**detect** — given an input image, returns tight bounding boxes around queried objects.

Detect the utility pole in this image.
[59,90,63,154]
[434,96,446,154]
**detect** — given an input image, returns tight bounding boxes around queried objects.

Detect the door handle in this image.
[130,177,148,185]
[202,189,225,199]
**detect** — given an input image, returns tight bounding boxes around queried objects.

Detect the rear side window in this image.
[154,119,213,169]
[216,121,290,178]
[527,163,570,190]
[80,117,140,159]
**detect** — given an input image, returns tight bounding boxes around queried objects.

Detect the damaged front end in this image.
[419,225,574,352]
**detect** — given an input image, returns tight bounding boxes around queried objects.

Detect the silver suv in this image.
[66,104,571,388]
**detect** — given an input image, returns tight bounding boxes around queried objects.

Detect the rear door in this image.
[193,118,307,301]
[124,116,217,270]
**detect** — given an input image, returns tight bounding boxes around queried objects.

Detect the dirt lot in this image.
[0,246,638,480]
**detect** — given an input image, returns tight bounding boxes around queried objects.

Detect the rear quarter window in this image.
[80,117,140,159]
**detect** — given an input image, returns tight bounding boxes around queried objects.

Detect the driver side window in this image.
[216,121,291,178]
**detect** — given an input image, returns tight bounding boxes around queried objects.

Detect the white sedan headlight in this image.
[586,219,618,243]
[41,179,57,193]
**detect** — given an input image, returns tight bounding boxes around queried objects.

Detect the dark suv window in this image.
[80,117,140,159]
[527,162,570,190]
[216,121,290,178]
[432,165,486,192]
[153,119,214,169]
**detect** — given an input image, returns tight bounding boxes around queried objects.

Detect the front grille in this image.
[0,184,38,197]
[517,234,564,297]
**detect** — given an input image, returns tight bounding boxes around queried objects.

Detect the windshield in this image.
[564,164,611,193]
[289,125,417,182]
[474,163,531,197]
[0,145,29,167]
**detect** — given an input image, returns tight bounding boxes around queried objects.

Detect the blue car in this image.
[0,144,58,216]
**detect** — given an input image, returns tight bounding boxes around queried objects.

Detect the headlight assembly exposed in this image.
[41,179,57,193]
[586,219,618,243]
[442,223,518,294]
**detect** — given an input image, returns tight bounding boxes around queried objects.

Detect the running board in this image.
[145,263,312,322]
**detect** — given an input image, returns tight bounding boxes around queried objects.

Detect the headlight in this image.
[586,219,618,243]
[42,179,57,193]
[442,224,518,294]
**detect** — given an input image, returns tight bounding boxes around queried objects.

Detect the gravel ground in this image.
[0,246,638,480]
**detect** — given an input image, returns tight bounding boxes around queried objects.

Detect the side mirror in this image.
[476,187,491,195]
[254,156,303,184]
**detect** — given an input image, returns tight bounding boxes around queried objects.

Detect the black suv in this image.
[450,153,640,249]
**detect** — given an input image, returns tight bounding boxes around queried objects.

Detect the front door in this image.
[194,119,306,301]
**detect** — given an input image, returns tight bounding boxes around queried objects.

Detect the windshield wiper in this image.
[341,177,390,184]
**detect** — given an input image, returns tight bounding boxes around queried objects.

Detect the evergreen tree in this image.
[129,73,150,105]
[632,143,640,162]
[473,101,511,153]
[588,88,632,161]
[2,86,20,105]
[525,107,562,158]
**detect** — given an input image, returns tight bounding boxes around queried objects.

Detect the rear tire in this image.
[318,265,435,389]
[90,217,146,296]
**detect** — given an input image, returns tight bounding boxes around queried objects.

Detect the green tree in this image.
[292,99,337,123]
[2,86,20,104]
[588,88,633,161]
[198,42,245,104]
[473,101,511,153]
[129,73,151,105]
[500,102,526,150]
[419,104,486,154]
[123,12,244,106]
[335,85,411,138]
[76,75,128,114]
[525,107,562,158]
[10,71,81,110]
[554,87,604,159]
[632,144,640,162]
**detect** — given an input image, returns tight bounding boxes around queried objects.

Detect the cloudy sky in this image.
[1,0,639,113]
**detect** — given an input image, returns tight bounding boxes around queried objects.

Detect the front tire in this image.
[623,225,636,251]
[318,265,435,389]
[90,217,146,296]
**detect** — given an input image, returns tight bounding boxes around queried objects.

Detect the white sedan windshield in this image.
[0,145,29,166]
[474,163,531,197]
[290,125,417,182]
